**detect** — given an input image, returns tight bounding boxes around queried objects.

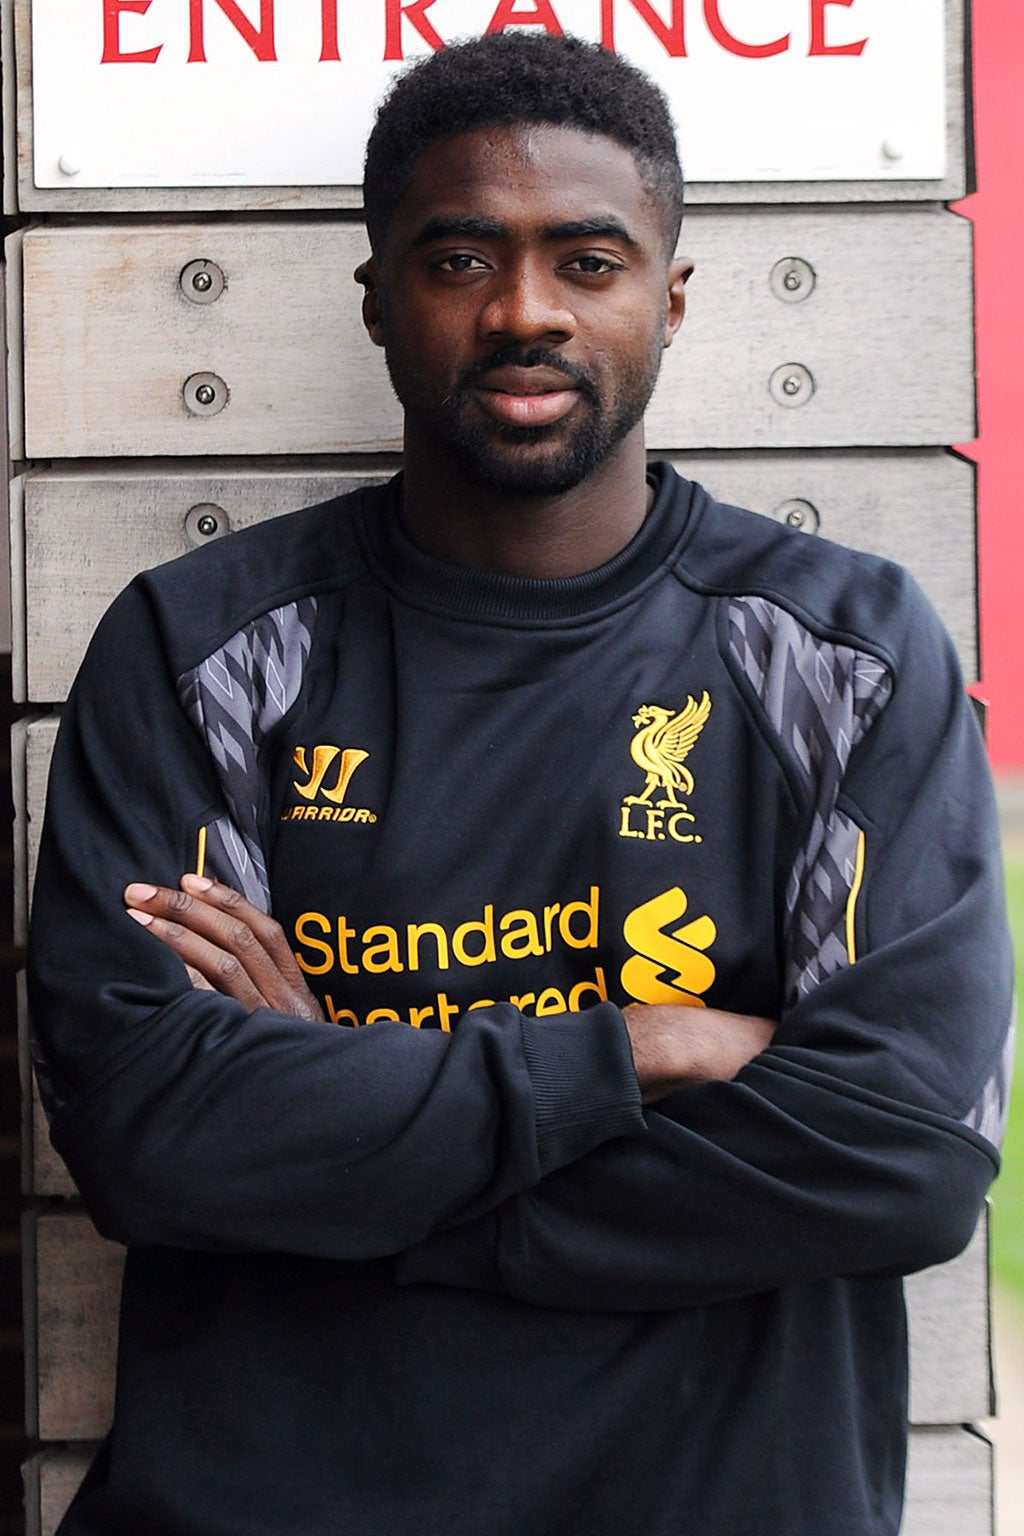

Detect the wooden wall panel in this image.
[902,1429,993,1536]
[906,1213,992,1425]
[7,0,969,215]
[23,1211,121,1442]
[13,451,977,705]
[22,1448,95,1536]
[14,211,974,461]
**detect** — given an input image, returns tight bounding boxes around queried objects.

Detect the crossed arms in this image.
[27,576,1011,1309]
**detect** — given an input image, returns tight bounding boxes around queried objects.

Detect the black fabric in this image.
[28,465,1011,1536]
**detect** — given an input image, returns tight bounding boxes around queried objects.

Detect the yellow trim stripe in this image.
[845,830,867,964]
[195,825,208,880]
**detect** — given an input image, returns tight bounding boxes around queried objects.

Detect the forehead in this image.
[388,124,660,248]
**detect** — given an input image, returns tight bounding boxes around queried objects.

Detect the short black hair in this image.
[363,32,684,256]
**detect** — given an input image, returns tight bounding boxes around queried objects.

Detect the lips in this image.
[473,366,582,428]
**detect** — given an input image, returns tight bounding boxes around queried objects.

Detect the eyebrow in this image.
[543,218,640,250]
[410,216,506,248]
[409,214,641,251]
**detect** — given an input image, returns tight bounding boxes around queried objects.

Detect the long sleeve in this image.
[396,577,1013,1310]
[27,579,645,1258]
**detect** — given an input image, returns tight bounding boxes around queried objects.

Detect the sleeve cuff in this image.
[520,1002,645,1175]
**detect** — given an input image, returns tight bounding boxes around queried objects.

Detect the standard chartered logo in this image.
[620,887,717,1008]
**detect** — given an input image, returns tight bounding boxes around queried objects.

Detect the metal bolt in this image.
[184,503,231,546]
[183,372,229,417]
[58,153,82,178]
[179,260,226,305]
[770,257,816,306]
[775,499,821,535]
[769,363,815,409]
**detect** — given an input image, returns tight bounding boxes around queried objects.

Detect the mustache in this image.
[451,346,601,408]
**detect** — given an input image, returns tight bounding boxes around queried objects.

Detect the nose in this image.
[479,257,576,345]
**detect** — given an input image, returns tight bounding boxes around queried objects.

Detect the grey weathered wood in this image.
[906,1209,992,1425]
[15,712,55,943]
[902,1427,993,1536]
[17,465,386,703]
[670,450,978,679]
[22,1447,95,1536]
[14,450,977,704]
[2,0,17,217]
[9,0,968,214]
[24,1210,122,1443]
[22,965,74,1199]
[4,227,25,460]
[15,210,974,461]
[10,472,28,697]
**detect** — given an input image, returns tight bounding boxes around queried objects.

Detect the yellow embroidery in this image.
[620,695,711,841]
[620,887,717,1008]
[845,830,867,964]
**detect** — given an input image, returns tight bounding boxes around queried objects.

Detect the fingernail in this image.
[125,883,158,903]
[181,874,214,893]
[127,908,154,926]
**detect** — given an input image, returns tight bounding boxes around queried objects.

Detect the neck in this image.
[399,427,652,579]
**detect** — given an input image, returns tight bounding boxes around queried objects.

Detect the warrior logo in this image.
[282,746,377,825]
[620,887,717,1008]
[619,693,712,842]
[293,746,368,804]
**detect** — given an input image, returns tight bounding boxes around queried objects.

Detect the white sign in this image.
[31,0,947,189]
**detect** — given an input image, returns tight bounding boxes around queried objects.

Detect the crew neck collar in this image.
[355,461,691,624]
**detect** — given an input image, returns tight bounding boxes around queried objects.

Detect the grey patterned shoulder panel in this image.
[177,598,318,913]
[727,595,893,1007]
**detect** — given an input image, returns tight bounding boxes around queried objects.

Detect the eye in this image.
[561,254,625,276]
[433,252,491,274]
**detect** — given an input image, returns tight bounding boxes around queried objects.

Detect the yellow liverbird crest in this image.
[624,693,712,810]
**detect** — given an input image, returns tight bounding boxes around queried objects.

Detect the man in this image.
[28,32,1012,1536]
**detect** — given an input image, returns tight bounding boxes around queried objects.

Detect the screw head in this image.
[183,372,229,416]
[179,259,226,305]
[184,503,230,545]
[775,499,821,535]
[769,363,815,409]
[769,257,816,306]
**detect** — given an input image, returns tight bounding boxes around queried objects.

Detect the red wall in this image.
[958,0,1024,766]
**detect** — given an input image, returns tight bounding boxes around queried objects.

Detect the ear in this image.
[663,256,693,349]
[354,257,385,348]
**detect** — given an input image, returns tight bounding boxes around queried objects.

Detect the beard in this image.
[383,334,665,497]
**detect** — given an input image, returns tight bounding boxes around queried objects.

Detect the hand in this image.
[124,876,325,1023]
[624,1005,775,1103]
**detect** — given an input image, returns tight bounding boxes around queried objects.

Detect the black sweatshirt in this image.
[28,465,1013,1535]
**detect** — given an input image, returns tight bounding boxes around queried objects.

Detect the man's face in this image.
[358,125,689,496]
